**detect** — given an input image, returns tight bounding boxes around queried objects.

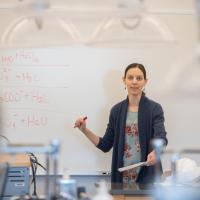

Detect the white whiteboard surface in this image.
[1,44,200,174]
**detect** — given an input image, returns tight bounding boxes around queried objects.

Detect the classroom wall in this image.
[0,0,200,173]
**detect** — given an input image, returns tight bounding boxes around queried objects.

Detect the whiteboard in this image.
[1,45,200,174]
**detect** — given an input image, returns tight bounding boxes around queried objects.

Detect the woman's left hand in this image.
[147,150,157,166]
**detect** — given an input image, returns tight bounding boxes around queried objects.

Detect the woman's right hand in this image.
[74,117,99,146]
[74,117,87,132]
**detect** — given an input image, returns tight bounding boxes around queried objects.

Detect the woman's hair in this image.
[124,63,147,80]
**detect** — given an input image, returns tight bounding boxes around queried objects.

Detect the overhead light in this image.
[88,0,175,47]
[0,0,81,48]
[0,0,176,48]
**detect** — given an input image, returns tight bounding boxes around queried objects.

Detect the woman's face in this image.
[123,67,147,96]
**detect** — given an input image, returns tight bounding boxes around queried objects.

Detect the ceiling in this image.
[0,0,195,13]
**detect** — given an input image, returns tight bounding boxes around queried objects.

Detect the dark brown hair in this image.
[124,63,147,80]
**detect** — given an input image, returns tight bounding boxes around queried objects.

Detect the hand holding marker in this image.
[74,116,87,128]
[83,116,87,121]
[74,116,100,146]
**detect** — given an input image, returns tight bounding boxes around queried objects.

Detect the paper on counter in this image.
[118,161,149,172]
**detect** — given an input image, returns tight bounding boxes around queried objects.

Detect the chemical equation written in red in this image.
[5,113,48,129]
[0,50,39,65]
[0,89,49,104]
[0,67,41,83]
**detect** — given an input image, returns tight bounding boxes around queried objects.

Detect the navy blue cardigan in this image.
[96,95,167,187]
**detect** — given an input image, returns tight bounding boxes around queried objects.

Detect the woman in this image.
[74,63,167,189]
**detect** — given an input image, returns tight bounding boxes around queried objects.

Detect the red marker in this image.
[74,116,87,128]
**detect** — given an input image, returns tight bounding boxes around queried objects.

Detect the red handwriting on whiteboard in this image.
[0,67,11,82]
[21,115,48,127]
[0,51,39,65]
[5,114,48,128]
[15,72,40,83]
[0,90,50,104]
[6,119,16,128]
[0,67,41,83]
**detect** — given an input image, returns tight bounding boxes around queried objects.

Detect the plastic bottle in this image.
[59,170,77,200]
[92,180,113,200]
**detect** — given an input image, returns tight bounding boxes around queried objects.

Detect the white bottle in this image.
[92,180,113,200]
[60,170,77,200]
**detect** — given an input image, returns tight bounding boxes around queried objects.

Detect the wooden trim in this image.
[0,153,31,167]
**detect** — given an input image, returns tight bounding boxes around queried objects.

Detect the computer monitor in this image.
[0,163,9,198]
